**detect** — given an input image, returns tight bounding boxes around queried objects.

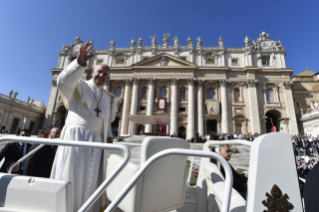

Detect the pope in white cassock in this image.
[50,43,117,212]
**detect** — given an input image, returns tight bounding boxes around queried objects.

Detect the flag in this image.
[271,119,276,132]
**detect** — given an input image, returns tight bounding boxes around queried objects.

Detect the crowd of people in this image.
[0,128,61,178]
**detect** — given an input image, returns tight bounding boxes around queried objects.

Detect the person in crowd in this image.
[302,140,310,156]
[297,159,304,176]
[219,144,248,200]
[170,132,177,137]
[0,125,5,134]
[0,129,31,174]
[302,151,310,163]
[23,128,61,178]
[312,142,318,157]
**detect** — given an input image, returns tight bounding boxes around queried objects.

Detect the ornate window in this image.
[231,58,238,66]
[234,88,240,102]
[206,57,215,64]
[180,87,186,100]
[159,86,167,98]
[266,89,275,102]
[141,88,147,100]
[115,58,125,64]
[115,87,122,98]
[207,88,215,99]
[262,56,270,66]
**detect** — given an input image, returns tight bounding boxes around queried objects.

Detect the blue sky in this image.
[0,0,318,106]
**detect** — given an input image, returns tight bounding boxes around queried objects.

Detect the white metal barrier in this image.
[0,136,131,212]
[106,148,233,212]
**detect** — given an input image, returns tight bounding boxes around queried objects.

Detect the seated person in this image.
[0,129,32,174]
[23,128,61,178]
[219,144,248,200]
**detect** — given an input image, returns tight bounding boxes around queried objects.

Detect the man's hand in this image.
[244,173,248,178]
[107,137,113,143]
[77,42,94,66]
[9,162,20,174]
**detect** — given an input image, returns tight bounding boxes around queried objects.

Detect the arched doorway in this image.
[178,126,186,139]
[265,110,281,133]
[136,125,145,135]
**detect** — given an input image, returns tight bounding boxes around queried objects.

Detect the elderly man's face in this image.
[49,128,61,139]
[219,145,232,161]
[92,64,110,87]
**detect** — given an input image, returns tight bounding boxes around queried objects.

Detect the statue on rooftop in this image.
[110,39,115,49]
[163,33,170,47]
[151,35,157,47]
[187,36,193,47]
[244,36,251,47]
[138,37,143,47]
[173,36,179,47]
[130,38,136,48]
[27,96,30,104]
[13,91,18,99]
[219,36,224,48]
[9,90,13,98]
[196,36,202,48]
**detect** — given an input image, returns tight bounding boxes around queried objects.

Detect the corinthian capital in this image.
[123,79,132,86]
[187,78,195,85]
[283,81,293,89]
[147,78,155,85]
[219,79,229,87]
[170,78,178,85]
[247,79,258,87]
[132,78,140,85]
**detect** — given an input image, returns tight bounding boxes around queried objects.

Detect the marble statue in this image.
[13,91,18,99]
[187,36,193,47]
[315,101,319,110]
[218,36,224,48]
[62,43,70,53]
[27,96,30,104]
[163,33,170,47]
[276,40,284,50]
[151,36,157,47]
[110,39,115,49]
[74,36,82,44]
[130,38,136,48]
[89,39,94,47]
[173,36,179,47]
[138,37,143,47]
[9,89,13,98]
[258,32,269,42]
[196,36,202,47]
[244,36,251,47]
[30,98,34,104]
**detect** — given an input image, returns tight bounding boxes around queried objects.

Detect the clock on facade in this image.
[260,41,270,50]
[73,44,81,52]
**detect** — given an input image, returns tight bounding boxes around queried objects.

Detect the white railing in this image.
[0,136,131,212]
[106,149,233,212]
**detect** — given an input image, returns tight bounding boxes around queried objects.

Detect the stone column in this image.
[145,78,155,133]
[187,78,195,139]
[220,80,229,133]
[170,78,178,135]
[197,80,204,136]
[283,82,299,134]
[129,78,140,135]
[247,80,261,133]
[120,79,131,135]
[217,119,221,134]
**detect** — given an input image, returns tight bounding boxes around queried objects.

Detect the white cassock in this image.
[50,59,117,212]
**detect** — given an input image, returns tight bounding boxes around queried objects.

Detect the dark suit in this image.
[0,142,31,174]
[220,163,248,200]
[23,144,57,178]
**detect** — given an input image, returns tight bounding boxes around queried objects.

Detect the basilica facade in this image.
[44,32,299,138]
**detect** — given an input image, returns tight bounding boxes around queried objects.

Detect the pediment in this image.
[132,53,197,68]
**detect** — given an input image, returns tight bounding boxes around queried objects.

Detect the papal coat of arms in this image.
[262,184,293,212]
